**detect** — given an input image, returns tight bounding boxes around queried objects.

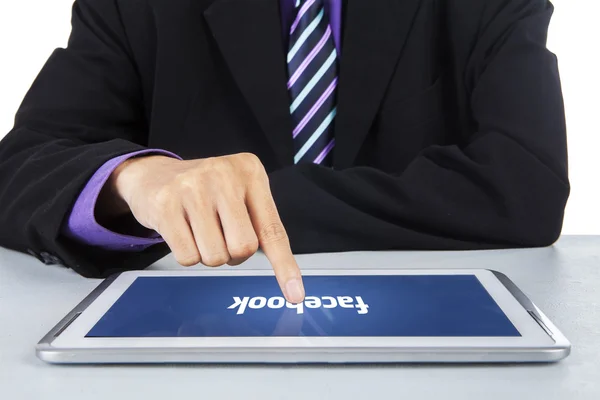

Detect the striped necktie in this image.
[287,0,338,166]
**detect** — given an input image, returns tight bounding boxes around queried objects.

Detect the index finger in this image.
[245,178,305,304]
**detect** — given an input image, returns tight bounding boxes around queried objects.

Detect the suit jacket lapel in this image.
[204,0,295,167]
[334,0,423,169]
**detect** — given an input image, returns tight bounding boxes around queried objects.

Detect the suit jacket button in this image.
[27,249,42,262]
[39,251,61,265]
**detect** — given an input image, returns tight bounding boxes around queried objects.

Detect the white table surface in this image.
[1,235,599,400]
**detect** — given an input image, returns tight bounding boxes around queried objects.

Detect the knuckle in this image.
[209,159,230,175]
[238,153,265,176]
[200,158,235,187]
[202,252,230,267]
[229,240,259,260]
[176,253,201,267]
[204,157,231,173]
[258,223,288,244]
[238,152,260,164]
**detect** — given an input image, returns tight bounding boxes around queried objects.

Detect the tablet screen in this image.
[85,275,521,338]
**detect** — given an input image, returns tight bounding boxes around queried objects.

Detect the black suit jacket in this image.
[0,0,569,278]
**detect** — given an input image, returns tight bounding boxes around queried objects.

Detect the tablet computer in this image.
[36,269,571,364]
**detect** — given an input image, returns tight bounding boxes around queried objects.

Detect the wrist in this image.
[113,155,178,204]
[97,155,178,220]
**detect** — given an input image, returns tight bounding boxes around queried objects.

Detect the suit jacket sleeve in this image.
[0,0,170,277]
[269,0,570,253]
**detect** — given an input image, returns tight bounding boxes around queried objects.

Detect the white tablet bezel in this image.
[51,269,555,349]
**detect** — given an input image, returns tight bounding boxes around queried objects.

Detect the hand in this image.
[101,153,305,303]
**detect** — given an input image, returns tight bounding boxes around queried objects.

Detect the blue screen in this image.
[86,275,520,338]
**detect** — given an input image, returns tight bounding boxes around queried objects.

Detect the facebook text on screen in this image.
[228,295,370,315]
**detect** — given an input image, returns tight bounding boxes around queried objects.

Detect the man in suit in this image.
[0,0,569,304]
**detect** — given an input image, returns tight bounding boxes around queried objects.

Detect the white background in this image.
[0,0,598,234]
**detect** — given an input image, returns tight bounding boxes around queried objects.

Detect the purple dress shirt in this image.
[63,0,342,251]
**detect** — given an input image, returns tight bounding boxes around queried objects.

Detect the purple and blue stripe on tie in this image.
[290,0,318,34]
[287,25,332,89]
[293,77,338,138]
[287,0,339,166]
[314,139,336,164]
[294,108,337,164]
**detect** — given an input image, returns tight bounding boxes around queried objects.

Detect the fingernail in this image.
[285,278,305,304]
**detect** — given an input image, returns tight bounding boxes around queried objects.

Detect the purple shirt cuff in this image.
[63,150,182,252]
